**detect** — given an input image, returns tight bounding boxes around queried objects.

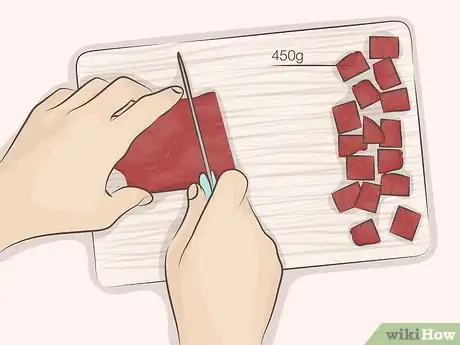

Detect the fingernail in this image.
[210,171,217,188]
[187,183,199,200]
[139,194,153,206]
[171,86,183,94]
[199,173,212,199]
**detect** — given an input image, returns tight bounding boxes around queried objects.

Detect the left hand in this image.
[0,76,183,251]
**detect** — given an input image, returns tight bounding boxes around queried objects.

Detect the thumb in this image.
[208,169,249,210]
[104,186,153,221]
[166,184,207,265]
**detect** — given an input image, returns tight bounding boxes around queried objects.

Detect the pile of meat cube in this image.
[331,36,422,247]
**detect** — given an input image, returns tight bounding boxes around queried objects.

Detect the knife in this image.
[177,52,216,193]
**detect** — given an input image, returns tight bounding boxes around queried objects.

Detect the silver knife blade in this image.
[177,52,214,189]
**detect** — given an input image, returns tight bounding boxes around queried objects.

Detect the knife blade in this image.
[177,52,215,190]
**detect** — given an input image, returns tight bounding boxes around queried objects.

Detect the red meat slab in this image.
[352,80,380,109]
[378,149,403,174]
[336,51,370,82]
[380,88,411,113]
[346,155,375,180]
[332,182,361,213]
[363,116,385,144]
[381,173,410,196]
[373,58,402,91]
[332,101,361,134]
[338,135,367,157]
[369,36,400,59]
[355,182,381,213]
[350,219,381,246]
[380,119,402,148]
[115,92,235,193]
[390,206,422,241]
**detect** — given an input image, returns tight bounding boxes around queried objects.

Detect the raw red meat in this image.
[336,51,370,82]
[346,155,375,180]
[115,92,235,193]
[355,182,381,213]
[363,116,385,144]
[390,206,422,241]
[350,219,381,246]
[378,149,403,174]
[338,135,367,157]
[381,173,410,196]
[373,58,401,90]
[332,101,361,134]
[352,80,380,109]
[369,36,399,59]
[380,119,402,148]
[380,88,411,112]
[332,182,361,213]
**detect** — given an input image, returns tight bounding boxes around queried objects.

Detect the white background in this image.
[0,1,458,344]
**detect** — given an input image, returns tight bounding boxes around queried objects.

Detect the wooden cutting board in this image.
[74,19,434,287]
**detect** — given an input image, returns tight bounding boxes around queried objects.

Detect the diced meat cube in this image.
[380,119,402,148]
[363,116,385,144]
[347,155,375,180]
[338,135,367,157]
[332,101,361,134]
[390,206,422,241]
[336,51,370,82]
[369,36,400,59]
[380,88,411,112]
[332,182,361,213]
[378,149,403,173]
[355,182,381,213]
[373,58,402,90]
[352,80,380,109]
[350,219,381,246]
[381,173,410,196]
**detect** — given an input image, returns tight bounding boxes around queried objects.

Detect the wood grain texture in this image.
[76,21,432,287]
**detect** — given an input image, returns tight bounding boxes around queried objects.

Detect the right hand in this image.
[165,170,283,345]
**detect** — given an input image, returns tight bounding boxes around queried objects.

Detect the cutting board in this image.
[74,19,433,287]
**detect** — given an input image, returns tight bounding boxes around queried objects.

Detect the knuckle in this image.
[112,76,132,85]
[91,76,107,83]
[83,77,107,87]
[111,77,150,98]
[88,77,108,88]
[56,87,73,93]
[48,88,73,100]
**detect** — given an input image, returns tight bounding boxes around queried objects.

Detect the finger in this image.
[205,170,275,242]
[207,170,249,209]
[81,76,152,117]
[52,77,108,112]
[199,173,213,199]
[113,86,183,139]
[37,87,75,111]
[101,186,153,225]
[210,171,217,187]
[189,170,248,239]
[167,184,207,264]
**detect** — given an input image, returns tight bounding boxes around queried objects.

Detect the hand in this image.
[0,77,183,251]
[166,170,283,345]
